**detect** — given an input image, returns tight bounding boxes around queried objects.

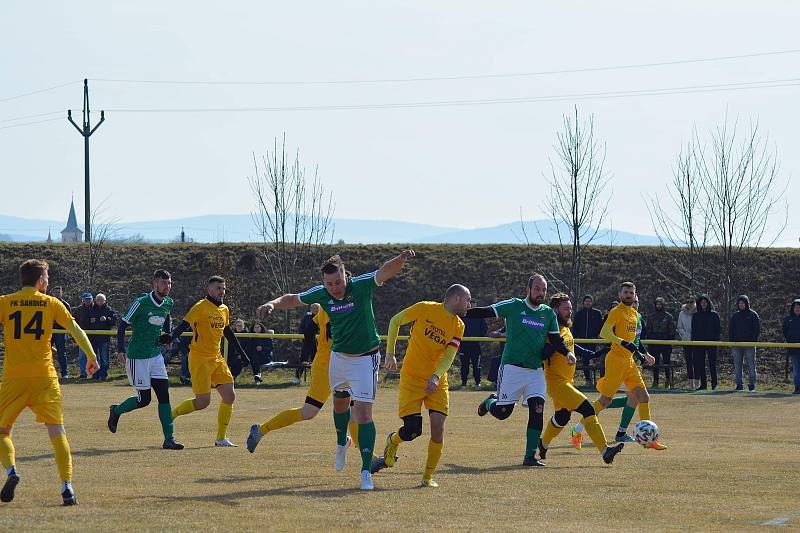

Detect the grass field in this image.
[1,378,798,532]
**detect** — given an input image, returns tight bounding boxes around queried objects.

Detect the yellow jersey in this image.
[604,303,639,358]
[183,297,230,358]
[398,302,464,381]
[0,287,74,379]
[544,325,576,383]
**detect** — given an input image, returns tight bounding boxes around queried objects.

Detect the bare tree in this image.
[82,197,120,289]
[249,135,335,329]
[647,133,711,299]
[699,115,787,311]
[528,107,611,298]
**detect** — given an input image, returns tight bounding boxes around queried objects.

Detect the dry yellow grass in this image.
[0,380,798,532]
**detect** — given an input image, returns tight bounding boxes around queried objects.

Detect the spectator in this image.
[243,322,273,385]
[572,294,604,385]
[647,297,676,388]
[297,304,321,385]
[228,318,248,379]
[72,291,95,379]
[676,297,696,389]
[49,286,72,380]
[782,299,800,394]
[691,295,721,391]
[459,314,487,388]
[729,295,760,391]
[89,293,117,380]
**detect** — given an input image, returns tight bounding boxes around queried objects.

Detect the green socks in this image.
[525,427,542,459]
[333,409,351,447]
[158,403,174,441]
[617,404,636,435]
[609,396,628,408]
[115,396,141,416]
[358,422,376,472]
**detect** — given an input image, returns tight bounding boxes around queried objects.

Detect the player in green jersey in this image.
[107,270,183,450]
[257,250,414,490]
[465,273,573,466]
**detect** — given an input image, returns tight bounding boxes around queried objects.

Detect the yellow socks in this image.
[259,408,304,435]
[592,399,605,415]
[216,402,233,441]
[172,398,197,419]
[423,439,443,480]
[0,434,15,470]
[50,434,72,482]
[540,420,563,448]
[349,420,360,449]
[638,402,651,421]
[390,432,403,446]
[582,415,609,452]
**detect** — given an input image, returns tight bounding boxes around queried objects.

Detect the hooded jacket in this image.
[783,299,800,357]
[691,295,721,342]
[647,298,676,340]
[676,303,695,342]
[729,295,760,343]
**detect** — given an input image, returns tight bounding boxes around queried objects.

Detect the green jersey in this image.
[491,298,559,370]
[121,292,173,359]
[634,312,645,349]
[298,271,380,355]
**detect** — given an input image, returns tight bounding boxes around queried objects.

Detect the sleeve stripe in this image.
[351,271,377,282]
[298,285,324,304]
[122,300,140,322]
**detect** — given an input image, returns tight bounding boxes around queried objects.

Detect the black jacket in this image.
[52,297,72,330]
[299,313,319,359]
[88,304,117,345]
[647,310,675,340]
[691,295,721,341]
[460,317,488,356]
[572,307,604,340]
[729,295,760,343]
[783,299,800,357]
[72,303,94,331]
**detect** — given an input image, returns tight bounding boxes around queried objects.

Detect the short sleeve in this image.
[491,299,515,319]
[455,318,466,339]
[350,271,379,297]
[298,285,326,305]
[53,299,74,328]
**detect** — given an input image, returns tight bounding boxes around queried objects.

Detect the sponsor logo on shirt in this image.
[521,316,545,330]
[424,319,447,346]
[330,302,356,314]
[148,315,166,326]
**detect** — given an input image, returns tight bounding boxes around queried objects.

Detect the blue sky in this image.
[1,1,797,245]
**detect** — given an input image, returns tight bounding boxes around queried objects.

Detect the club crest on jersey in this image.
[521,317,545,330]
[330,302,355,314]
[148,315,166,326]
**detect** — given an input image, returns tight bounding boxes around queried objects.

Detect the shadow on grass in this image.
[18,446,155,463]
[149,481,415,506]
[438,462,608,475]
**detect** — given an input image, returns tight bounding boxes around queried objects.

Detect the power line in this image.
[90,48,800,86]
[0,117,62,131]
[101,76,800,114]
[0,111,62,124]
[0,80,80,104]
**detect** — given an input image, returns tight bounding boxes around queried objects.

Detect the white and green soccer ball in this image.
[633,420,659,445]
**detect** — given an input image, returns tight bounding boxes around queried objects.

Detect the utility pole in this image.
[68,79,105,243]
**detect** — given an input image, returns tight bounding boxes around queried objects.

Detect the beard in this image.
[557,315,572,328]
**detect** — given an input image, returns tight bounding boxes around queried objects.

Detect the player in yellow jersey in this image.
[0,259,99,506]
[169,276,250,446]
[372,284,471,487]
[536,293,624,464]
[246,306,363,453]
[593,282,667,450]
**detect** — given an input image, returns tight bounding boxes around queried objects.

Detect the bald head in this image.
[444,284,472,316]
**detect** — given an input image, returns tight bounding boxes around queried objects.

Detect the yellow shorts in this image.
[190,355,234,395]
[305,358,331,407]
[546,378,587,412]
[398,374,449,418]
[597,353,646,398]
[0,377,64,427]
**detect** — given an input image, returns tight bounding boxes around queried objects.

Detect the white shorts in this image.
[329,350,381,403]
[126,355,168,390]
[496,364,546,406]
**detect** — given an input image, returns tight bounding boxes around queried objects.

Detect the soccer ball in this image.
[633,420,659,445]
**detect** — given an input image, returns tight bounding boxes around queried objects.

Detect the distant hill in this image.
[0,213,662,245]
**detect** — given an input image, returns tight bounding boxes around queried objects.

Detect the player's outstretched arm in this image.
[385,307,414,371]
[375,249,415,286]
[464,306,497,320]
[257,294,303,319]
[64,319,99,376]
